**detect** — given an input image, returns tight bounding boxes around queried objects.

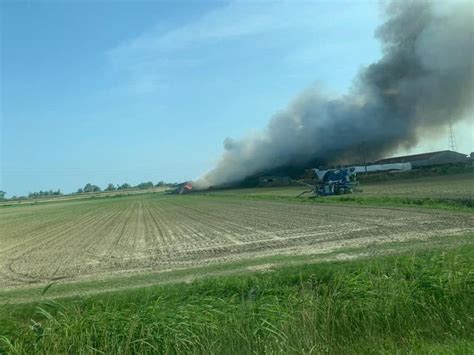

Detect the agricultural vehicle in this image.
[295,167,359,197]
[294,161,414,197]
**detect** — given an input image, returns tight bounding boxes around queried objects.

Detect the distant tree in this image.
[83,183,101,193]
[0,190,6,200]
[155,181,164,187]
[105,183,116,191]
[28,189,63,199]
[136,181,154,190]
[77,188,84,194]
[117,183,132,190]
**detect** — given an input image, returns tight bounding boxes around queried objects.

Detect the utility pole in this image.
[448,120,457,151]
[360,142,368,175]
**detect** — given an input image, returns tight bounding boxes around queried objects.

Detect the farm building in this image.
[374,150,468,168]
[258,176,293,187]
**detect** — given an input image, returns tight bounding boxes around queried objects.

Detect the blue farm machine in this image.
[295,162,411,197]
[296,167,359,197]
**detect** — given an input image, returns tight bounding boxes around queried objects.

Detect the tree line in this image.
[29,190,63,198]
[1,190,63,201]
[1,181,175,201]
[76,181,171,194]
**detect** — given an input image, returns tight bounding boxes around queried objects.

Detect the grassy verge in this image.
[204,191,474,211]
[320,194,473,210]
[1,243,473,354]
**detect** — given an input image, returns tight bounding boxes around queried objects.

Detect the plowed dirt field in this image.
[1,194,473,289]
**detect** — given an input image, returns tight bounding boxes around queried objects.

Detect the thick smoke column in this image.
[196,0,473,188]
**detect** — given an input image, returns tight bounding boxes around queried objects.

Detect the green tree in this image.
[28,189,63,198]
[136,182,154,190]
[105,183,116,191]
[83,183,101,193]
[117,183,132,190]
[0,190,6,200]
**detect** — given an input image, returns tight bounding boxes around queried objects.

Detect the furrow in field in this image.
[1,195,473,289]
[143,201,190,249]
[0,206,103,254]
[166,199,283,244]
[113,201,147,253]
[142,201,173,247]
[163,201,246,245]
[3,204,126,284]
[72,202,139,276]
[0,210,105,285]
[83,202,134,257]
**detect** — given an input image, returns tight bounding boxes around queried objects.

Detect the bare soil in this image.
[1,195,472,289]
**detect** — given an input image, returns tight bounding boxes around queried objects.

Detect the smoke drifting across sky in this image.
[196,0,474,188]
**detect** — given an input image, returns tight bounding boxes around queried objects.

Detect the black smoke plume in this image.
[196,0,474,188]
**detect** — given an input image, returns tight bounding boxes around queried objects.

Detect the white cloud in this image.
[108,1,325,59]
[104,0,337,95]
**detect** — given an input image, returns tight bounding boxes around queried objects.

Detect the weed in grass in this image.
[1,245,473,354]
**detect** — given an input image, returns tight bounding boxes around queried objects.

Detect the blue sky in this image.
[1,0,471,197]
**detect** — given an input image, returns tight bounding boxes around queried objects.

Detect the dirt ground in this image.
[1,194,472,290]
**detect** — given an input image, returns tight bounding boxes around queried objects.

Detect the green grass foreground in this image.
[1,245,473,354]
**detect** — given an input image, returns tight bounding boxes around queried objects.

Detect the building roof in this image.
[375,150,466,165]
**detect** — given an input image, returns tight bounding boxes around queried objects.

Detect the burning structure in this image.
[195,1,474,190]
[173,182,193,194]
